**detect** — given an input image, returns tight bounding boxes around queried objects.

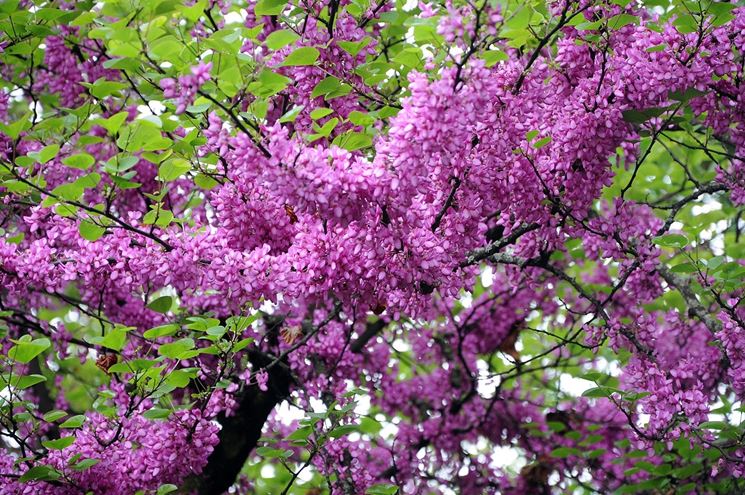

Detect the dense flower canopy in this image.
[1,0,745,493]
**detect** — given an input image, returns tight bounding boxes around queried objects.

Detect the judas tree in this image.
[1,0,745,493]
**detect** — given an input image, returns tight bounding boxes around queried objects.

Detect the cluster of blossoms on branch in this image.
[1,0,745,494]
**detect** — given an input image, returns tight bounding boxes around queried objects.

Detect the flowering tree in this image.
[1,0,745,493]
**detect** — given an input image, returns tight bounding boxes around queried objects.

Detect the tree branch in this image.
[657,265,722,334]
[194,350,293,495]
[351,318,387,353]
[461,223,540,267]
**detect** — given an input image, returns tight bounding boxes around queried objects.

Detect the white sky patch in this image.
[481,265,495,287]
[476,359,499,398]
[458,290,473,308]
[692,200,721,216]
[138,100,166,116]
[559,373,594,397]
[391,338,412,354]
[491,445,523,470]
[637,413,650,428]
[275,400,306,422]
[259,464,275,479]
[224,10,248,24]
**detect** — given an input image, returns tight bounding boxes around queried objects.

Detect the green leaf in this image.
[672,463,702,479]
[359,416,382,435]
[338,37,371,57]
[582,386,617,398]
[704,256,726,271]
[646,43,667,52]
[156,485,178,495]
[8,337,51,363]
[0,1,20,15]
[711,4,735,27]
[286,426,313,442]
[60,415,86,429]
[311,76,342,98]
[481,49,508,67]
[265,29,299,50]
[78,173,102,189]
[255,0,287,15]
[671,262,696,274]
[13,374,47,389]
[674,14,698,34]
[88,80,127,98]
[249,70,292,98]
[366,484,398,495]
[0,373,47,390]
[622,107,667,124]
[652,234,688,248]
[332,131,372,151]
[547,421,566,432]
[107,155,139,174]
[62,153,95,170]
[147,295,174,314]
[232,337,255,353]
[144,324,180,339]
[348,111,375,126]
[159,158,191,182]
[309,118,339,141]
[206,325,226,337]
[19,465,61,482]
[108,42,141,59]
[43,410,68,422]
[194,173,219,189]
[392,47,422,68]
[158,338,195,359]
[256,446,293,458]
[700,421,728,430]
[100,326,130,351]
[143,208,174,227]
[310,108,334,120]
[505,5,532,30]
[329,424,359,438]
[550,447,580,458]
[278,105,305,123]
[150,37,183,61]
[607,13,638,29]
[668,87,706,102]
[0,112,32,139]
[217,65,242,98]
[108,359,156,373]
[143,407,171,420]
[97,112,129,135]
[575,20,602,31]
[71,458,100,471]
[165,369,194,388]
[118,121,171,152]
[181,0,207,21]
[280,47,320,66]
[587,448,607,459]
[533,136,552,149]
[79,221,106,241]
[103,57,139,71]
[38,144,61,164]
[42,436,76,450]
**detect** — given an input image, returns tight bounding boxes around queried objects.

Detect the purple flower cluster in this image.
[161,62,213,114]
[5,1,745,493]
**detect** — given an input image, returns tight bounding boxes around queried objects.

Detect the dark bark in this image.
[194,350,292,495]
[350,319,387,354]
[29,358,60,441]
